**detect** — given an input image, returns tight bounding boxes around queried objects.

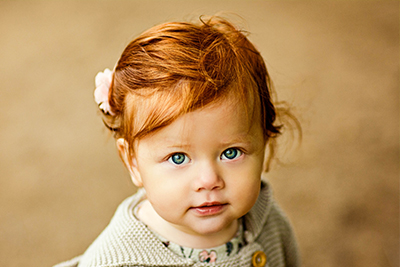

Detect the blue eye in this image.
[168,153,189,165]
[221,148,242,160]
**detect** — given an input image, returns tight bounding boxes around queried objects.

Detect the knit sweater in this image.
[54,180,300,267]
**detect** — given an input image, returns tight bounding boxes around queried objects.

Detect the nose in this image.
[194,161,225,191]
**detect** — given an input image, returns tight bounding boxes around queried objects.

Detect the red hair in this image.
[100,16,289,169]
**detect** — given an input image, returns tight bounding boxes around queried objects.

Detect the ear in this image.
[116,138,143,187]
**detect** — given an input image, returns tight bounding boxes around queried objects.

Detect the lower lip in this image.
[191,204,227,216]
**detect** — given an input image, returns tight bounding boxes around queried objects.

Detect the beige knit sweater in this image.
[54,180,300,267]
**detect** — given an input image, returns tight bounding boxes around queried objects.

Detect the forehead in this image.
[141,97,262,146]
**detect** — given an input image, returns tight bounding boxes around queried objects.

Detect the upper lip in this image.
[193,202,225,208]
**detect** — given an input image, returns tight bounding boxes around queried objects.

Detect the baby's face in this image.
[131,99,266,244]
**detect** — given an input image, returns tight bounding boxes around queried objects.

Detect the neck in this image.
[137,200,239,249]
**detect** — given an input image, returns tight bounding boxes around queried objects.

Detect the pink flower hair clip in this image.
[94,68,115,116]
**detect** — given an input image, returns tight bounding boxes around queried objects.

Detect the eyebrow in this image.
[165,143,192,149]
[159,138,192,149]
[162,135,255,149]
[220,134,255,145]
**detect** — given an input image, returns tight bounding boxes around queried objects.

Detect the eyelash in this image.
[167,153,190,165]
[220,148,243,161]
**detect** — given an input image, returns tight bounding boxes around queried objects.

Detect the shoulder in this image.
[52,256,81,267]
[54,188,190,267]
[53,190,146,267]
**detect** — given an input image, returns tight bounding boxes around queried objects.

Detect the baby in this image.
[55,16,300,267]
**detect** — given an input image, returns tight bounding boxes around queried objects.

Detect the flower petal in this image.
[94,68,115,116]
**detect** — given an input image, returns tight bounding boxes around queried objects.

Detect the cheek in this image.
[229,163,262,208]
[231,159,263,184]
[237,175,261,196]
[145,182,189,222]
[235,179,261,215]
[142,174,188,207]
[145,185,175,216]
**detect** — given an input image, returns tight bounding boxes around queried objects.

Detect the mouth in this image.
[190,202,227,216]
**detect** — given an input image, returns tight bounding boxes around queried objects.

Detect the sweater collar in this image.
[243,180,273,243]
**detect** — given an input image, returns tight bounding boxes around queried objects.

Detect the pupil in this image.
[173,154,184,164]
[225,149,237,159]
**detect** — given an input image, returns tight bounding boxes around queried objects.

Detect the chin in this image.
[190,218,236,236]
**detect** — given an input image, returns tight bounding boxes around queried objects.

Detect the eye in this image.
[168,153,189,165]
[221,148,242,160]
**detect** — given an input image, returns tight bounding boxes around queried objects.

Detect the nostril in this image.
[195,177,224,191]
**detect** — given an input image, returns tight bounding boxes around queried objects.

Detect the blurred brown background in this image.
[0,1,398,267]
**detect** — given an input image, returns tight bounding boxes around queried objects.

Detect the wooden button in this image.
[252,251,267,267]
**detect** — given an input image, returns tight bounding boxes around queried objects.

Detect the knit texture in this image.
[54,180,300,267]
